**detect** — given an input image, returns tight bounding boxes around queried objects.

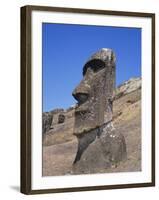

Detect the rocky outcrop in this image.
[43,107,75,146]
[115,77,141,100]
[42,112,53,134]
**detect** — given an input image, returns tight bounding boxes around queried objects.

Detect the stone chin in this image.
[73,113,98,135]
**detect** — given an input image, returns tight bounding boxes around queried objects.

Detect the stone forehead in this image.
[83,48,116,75]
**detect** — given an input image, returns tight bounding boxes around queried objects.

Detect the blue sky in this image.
[42,23,141,112]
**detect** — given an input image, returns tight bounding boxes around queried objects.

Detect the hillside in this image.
[42,77,141,176]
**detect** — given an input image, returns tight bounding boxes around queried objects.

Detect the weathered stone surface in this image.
[42,112,53,134]
[72,123,127,174]
[72,48,115,136]
[71,48,126,170]
[83,48,116,75]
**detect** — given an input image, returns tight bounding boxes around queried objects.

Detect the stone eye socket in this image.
[83,59,105,75]
[73,93,89,104]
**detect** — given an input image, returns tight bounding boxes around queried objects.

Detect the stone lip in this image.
[83,48,116,75]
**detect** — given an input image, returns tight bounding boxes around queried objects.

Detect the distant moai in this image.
[72,48,127,173]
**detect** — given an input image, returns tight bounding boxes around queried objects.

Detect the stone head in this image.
[72,48,116,135]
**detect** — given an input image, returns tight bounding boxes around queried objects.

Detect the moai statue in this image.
[72,48,127,173]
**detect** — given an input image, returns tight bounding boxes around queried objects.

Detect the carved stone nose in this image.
[72,81,90,104]
[72,92,89,104]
